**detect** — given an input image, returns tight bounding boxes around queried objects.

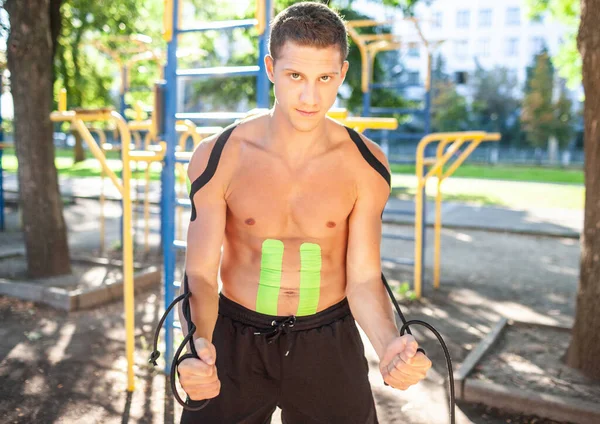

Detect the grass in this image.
[1,147,165,181]
[391,174,585,210]
[390,163,584,185]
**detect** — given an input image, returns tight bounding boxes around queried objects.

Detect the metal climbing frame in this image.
[161,0,272,371]
[347,19,433,292]
[51,89,166,392]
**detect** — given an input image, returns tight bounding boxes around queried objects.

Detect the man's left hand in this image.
[379,334,432,390]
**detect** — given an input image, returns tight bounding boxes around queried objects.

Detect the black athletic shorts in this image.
[180,294,378,424]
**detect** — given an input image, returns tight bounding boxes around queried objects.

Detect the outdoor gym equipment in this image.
[51,90,166,392]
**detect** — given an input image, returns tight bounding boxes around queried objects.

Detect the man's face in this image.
[266,41,349,132]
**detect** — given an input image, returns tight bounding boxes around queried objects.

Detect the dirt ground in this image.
[0,200,585,424]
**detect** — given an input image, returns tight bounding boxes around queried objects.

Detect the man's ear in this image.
[340,60,349,85]
[265,55,275,84]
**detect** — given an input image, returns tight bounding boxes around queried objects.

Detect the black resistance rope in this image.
[150,272,455,422]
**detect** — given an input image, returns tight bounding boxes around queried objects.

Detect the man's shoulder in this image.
[188,114,270,181]
[334,123,390,185]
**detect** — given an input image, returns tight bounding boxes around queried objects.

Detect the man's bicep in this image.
[346,194,385,289]
[184,138,227,285]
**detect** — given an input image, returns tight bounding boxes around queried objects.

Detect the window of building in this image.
[455,71,468,85]
[408,42,420,58]
[530,37,544,55]
[454,39,469,59]
[478,9,492,27]
[457,10,470,28]
[432,11,443,28]
[531,13,544,24]
[477,38,491,57]
[407,71,420,85]
[505,37,519,56]
[506,7,521,26]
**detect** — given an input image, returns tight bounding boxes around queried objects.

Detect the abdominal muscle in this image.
[219,235,348,316]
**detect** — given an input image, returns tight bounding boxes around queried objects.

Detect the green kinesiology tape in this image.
[256,239,284,315]
[297,243,322,316]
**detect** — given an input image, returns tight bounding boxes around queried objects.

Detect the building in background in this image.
[353,0,580,101]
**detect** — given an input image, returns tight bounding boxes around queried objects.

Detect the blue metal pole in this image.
[120,65,128,119]
[163,0,180,373]
[256,0,272,108]
[419,59,432,294]
[0,77,4,232]
[363,90,370,117]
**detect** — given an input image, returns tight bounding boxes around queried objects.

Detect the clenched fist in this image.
[178,338,221,401]
[379,334,432,390]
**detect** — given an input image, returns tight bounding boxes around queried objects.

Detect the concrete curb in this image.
[0,262,160,311]
[454,318,600,424]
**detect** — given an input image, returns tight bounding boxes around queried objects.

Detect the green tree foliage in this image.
[521,50,576,148]
[430,56,471,132]
[55,0,163,110]
[431,81,471,132]
[470,65,521,145]
[527,0,580,88]
[521,51,555,148]
[185,0,420,115]
[52,0,423,116]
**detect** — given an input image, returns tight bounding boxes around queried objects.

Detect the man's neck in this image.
[266,105,329,168]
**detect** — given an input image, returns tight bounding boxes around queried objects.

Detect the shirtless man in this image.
[176,3,431,423]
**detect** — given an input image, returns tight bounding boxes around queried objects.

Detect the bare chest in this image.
[225,153,356,238]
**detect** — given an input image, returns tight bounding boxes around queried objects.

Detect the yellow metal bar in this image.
[51,110,114,123]
[70,120,124,194]
[326,108,348,119]
[413,155,425,299]
[337,117,398,132]
[347,19,395,28]
[128,120,153,132]
[89,128,108,254]
[163,0,173,42]
[135,102,144,122]
[53,110,136,390]
[412,131,501,296]
[144,166,150,252]
[256,0,266,35]
[433,162,443,290]
[111,111,136,392]
[59,89,67,112]
[441,134,500,180]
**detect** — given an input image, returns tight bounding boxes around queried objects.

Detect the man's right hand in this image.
[178,338,221,401]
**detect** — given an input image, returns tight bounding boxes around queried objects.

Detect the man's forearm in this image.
[347,278,399,359]
[178,277,219,347]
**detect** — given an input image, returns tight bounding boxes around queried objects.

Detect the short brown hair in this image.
[269,2,348,61]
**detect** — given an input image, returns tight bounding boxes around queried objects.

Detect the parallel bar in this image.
[382,257,415,266]
[176,66,260,78]
[177,19,257,33]
[175,112,246,121]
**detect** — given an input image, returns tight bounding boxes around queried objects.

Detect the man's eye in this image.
[320,76,331,82]
[290,73,301,80]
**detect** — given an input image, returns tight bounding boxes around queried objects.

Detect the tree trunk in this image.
[72,130,86,163]
[566,0,600,379]
[6,0,71,278]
